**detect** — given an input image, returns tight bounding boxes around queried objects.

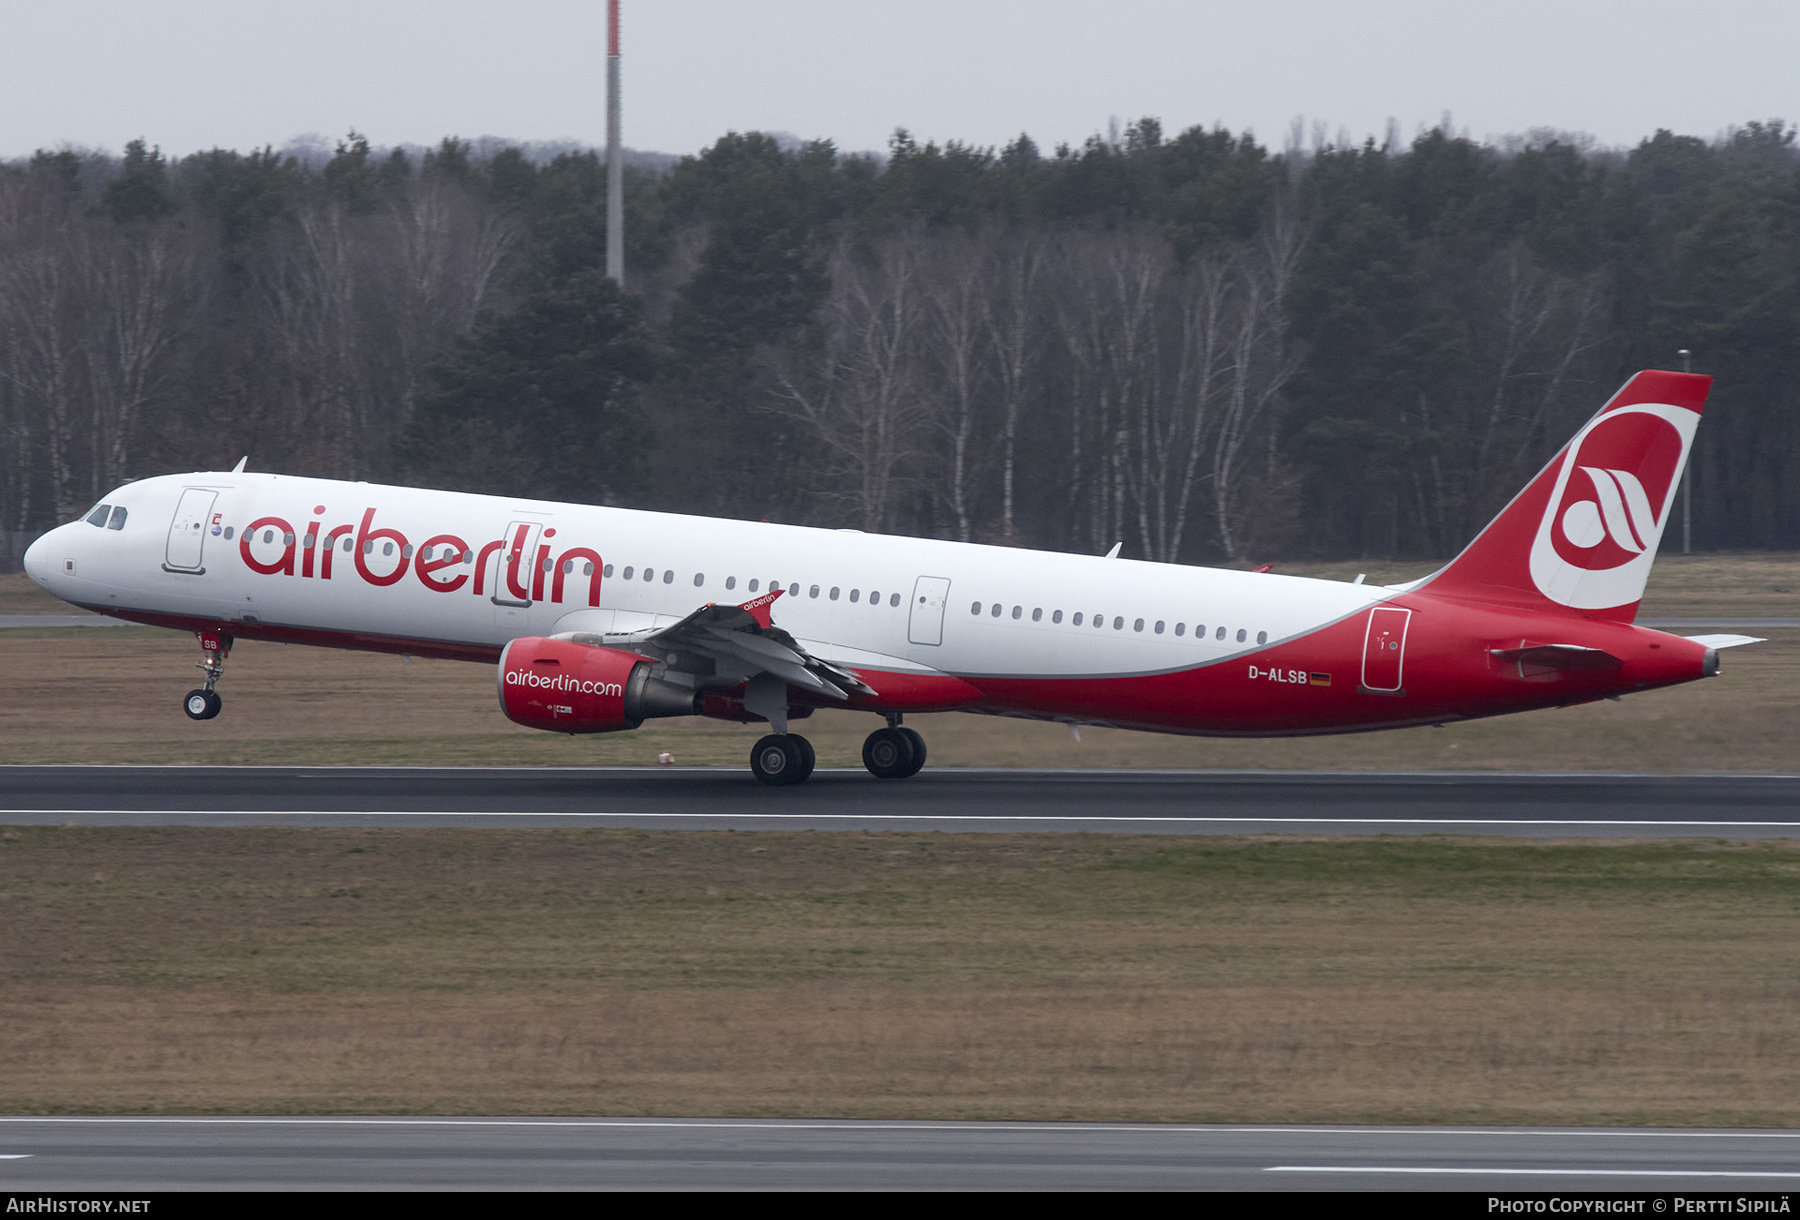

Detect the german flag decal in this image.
[1309,672,1332,686]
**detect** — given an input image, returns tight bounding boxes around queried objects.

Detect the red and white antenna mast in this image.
[605,0,624,285]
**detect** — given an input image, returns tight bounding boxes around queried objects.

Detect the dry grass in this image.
[7,557,1800,1124]
[3,828,1799,1123]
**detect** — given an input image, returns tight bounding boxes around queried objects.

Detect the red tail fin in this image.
[1417,370,1710,622]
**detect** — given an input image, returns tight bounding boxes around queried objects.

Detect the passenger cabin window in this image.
[889,592,899,607]
[1032,608,1042,622]
[1073,613,1083,626]
[1134,619,1144,632]
[810,585,820,598]
[1175,623,1185,636]
[850,589,861,603]
[1236,629,1247,642]
[725,576,735,590]
[622,567,634,580]
[748,579,759,592]
[989,602,1000,617]
[1215,627,1225,640]
[696,574,706,587]
[664,570,675,584]
[1257,631,1268,644]
[603,563,614,577]
[971,602,982,615]
[830,587,840,600]
[1052,610,1062,623]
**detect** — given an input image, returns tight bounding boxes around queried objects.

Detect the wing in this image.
[551,589,877,701]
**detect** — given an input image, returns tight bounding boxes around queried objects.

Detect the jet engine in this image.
[498,636,698,733]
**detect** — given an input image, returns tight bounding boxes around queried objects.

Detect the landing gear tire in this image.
[183,688,222,721]
[791,734,816,780]
[897,727,926,777]
[862,727,918,780]
[751,733,813,786]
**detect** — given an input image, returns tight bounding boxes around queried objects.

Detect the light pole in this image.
[1678,349,1692,554]
[605,0,623,286]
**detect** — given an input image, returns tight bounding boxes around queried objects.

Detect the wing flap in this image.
[550,591,876,702]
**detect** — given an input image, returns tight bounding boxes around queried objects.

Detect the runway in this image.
[3,765,1799,836]
[2,1117,1799,1190]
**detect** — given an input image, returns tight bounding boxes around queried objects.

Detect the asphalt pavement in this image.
[3,1117,1800,1191]
[3,765,1799,836]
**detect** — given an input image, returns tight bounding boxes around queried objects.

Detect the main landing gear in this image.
[750,733,816,786]
[748,716,929,785]
[182,630,231,721]
[863,715,925,780]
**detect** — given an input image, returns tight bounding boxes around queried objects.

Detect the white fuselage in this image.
[31,471,1385,683]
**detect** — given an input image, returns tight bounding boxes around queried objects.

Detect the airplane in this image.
[20,369,1758,785]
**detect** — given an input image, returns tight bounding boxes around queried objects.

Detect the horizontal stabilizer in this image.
[1683,634,1765,649]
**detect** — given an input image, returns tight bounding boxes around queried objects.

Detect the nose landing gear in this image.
[182,630,232,721]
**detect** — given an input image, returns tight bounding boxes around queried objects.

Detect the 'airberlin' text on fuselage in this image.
[235,506,604,606]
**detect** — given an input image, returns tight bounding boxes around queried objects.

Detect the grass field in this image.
[4,828,1799,1124]
[5,558,1800,1123]
[1,554,1796,770]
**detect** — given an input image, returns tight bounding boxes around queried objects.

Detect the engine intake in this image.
[498,636,698,733]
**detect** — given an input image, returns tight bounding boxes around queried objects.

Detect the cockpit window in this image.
[85,504,111,527]
[106,506,128,530]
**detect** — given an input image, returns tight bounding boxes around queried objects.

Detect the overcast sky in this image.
[3,1,1796,162]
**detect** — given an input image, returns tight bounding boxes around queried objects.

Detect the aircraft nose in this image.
[21,528,53,586]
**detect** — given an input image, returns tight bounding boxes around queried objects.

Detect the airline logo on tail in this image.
[1528,403,1697,609]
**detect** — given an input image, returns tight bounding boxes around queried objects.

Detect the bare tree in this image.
[773,231,928,531]
[0,182,85,521]
[1472,242,1610,527]
[1209,205,1304,560]
[982,231,1044,543]
[80,222,203,494]
[920,233,990,541]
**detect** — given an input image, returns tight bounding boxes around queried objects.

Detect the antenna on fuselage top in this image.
[1104,542,1121,559]
[231,457,247,473]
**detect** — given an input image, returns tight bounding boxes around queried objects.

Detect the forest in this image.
[2,118,1797,563]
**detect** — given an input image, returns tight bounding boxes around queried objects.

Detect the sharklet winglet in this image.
[737,587,784,630]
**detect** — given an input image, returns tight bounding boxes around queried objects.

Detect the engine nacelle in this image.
[498,636,697,733]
